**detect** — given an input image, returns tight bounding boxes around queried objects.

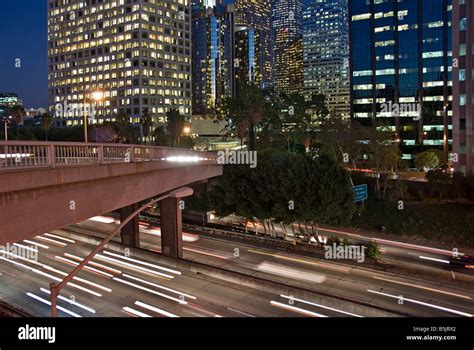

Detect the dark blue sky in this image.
[0,0,48,108]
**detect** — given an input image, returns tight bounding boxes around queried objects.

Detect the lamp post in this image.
[49,187,193,317]
[83,91,104,143]
[3,115,13,141]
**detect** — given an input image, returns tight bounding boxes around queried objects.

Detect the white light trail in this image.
[40,288,96,314]
[122,274,196,300]
[280,295,363,317]
[122,307,152,318]
[367,290,473,317]
[270,301,328,317]
[64,253,122,275]
[0,256,102,297]
[135,301,179,318]
[102,251,181,275]
[55,256,114,278]
[95,254,175,279]
[43,233,76,244]
[34,236,67,247]
[113,277,187,304]
[27,292,81,318]
[23,240,49,249]
[257,261,326,284]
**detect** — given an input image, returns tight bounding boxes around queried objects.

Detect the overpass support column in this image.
[160,197,183,259]
[119,203,140,248]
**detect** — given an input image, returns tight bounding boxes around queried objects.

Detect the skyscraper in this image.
[235,26,264,91]
[235,0,272,87]
[303,0,349,117]
[284,36,304,95]
[48,0,192,126]
[272,0,302,95]
[452,0,474,175]
[192,2,235,116]
[350,0,452,161]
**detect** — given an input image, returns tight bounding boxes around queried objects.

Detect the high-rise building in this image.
[272,0,302,95]
[303,0,349,117]
[235,0,272,87]
[192,2,235,116]
[48,0,192,126]
[453,0,474,175]
[284,36,304,95]
[235,26,264,91]
[350,0,453,161]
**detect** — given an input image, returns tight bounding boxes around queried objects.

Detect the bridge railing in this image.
[0,141,217,170]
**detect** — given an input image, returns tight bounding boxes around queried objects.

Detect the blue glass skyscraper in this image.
[350,0,453,160]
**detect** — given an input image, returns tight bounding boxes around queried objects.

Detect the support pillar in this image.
[160,197,183,259]
[119,203,140,248]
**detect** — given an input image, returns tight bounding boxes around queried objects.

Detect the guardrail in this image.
[0,141,218,170]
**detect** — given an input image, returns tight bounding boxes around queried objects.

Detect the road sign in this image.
[352,184,368,202]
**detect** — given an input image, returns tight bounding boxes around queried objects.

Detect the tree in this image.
[7,105,26,139]
[223,83,268,151]
[208,150,356,240]
[40,112,53,141]
[415,150,440,171]
[366,241,381,261]
[166,109,185,147]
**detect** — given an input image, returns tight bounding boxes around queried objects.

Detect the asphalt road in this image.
[62,217,474,317]
[0,231,385,318]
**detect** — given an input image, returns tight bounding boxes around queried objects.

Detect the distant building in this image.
[303,0,349,117]
[192,2,235,116]
[453,0,474,175]
[235,0,272,88]
[0,93,22,116]
[350,0,452,161]
[272,0,302,95]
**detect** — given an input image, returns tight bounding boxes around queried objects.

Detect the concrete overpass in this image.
[0,141,222,257]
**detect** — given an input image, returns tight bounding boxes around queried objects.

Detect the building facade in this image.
[272,0,302,95]
[0,94,22,116]
[452,0,474,175]
[48,0,192,126]
[284,36,304,95]
[192,2,235,116]
[303,0,350,117]
[350,0,453,161]
[235,0,272,87]
[235,26,264,91]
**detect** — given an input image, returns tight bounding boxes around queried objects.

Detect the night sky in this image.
[0,0,48,109]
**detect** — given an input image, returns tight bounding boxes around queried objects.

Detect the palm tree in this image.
[140,112,153,145]
[41,112,54,141]
[166,109,185,147]
[8,105,25,139]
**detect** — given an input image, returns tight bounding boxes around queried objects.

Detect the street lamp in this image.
[49,186,193,317]
[2,115,13,141]
[83,91,104,143]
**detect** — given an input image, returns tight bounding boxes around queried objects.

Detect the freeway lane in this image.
[0,232,376,318]
[213,215,474,277]
[69,218,474,317]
